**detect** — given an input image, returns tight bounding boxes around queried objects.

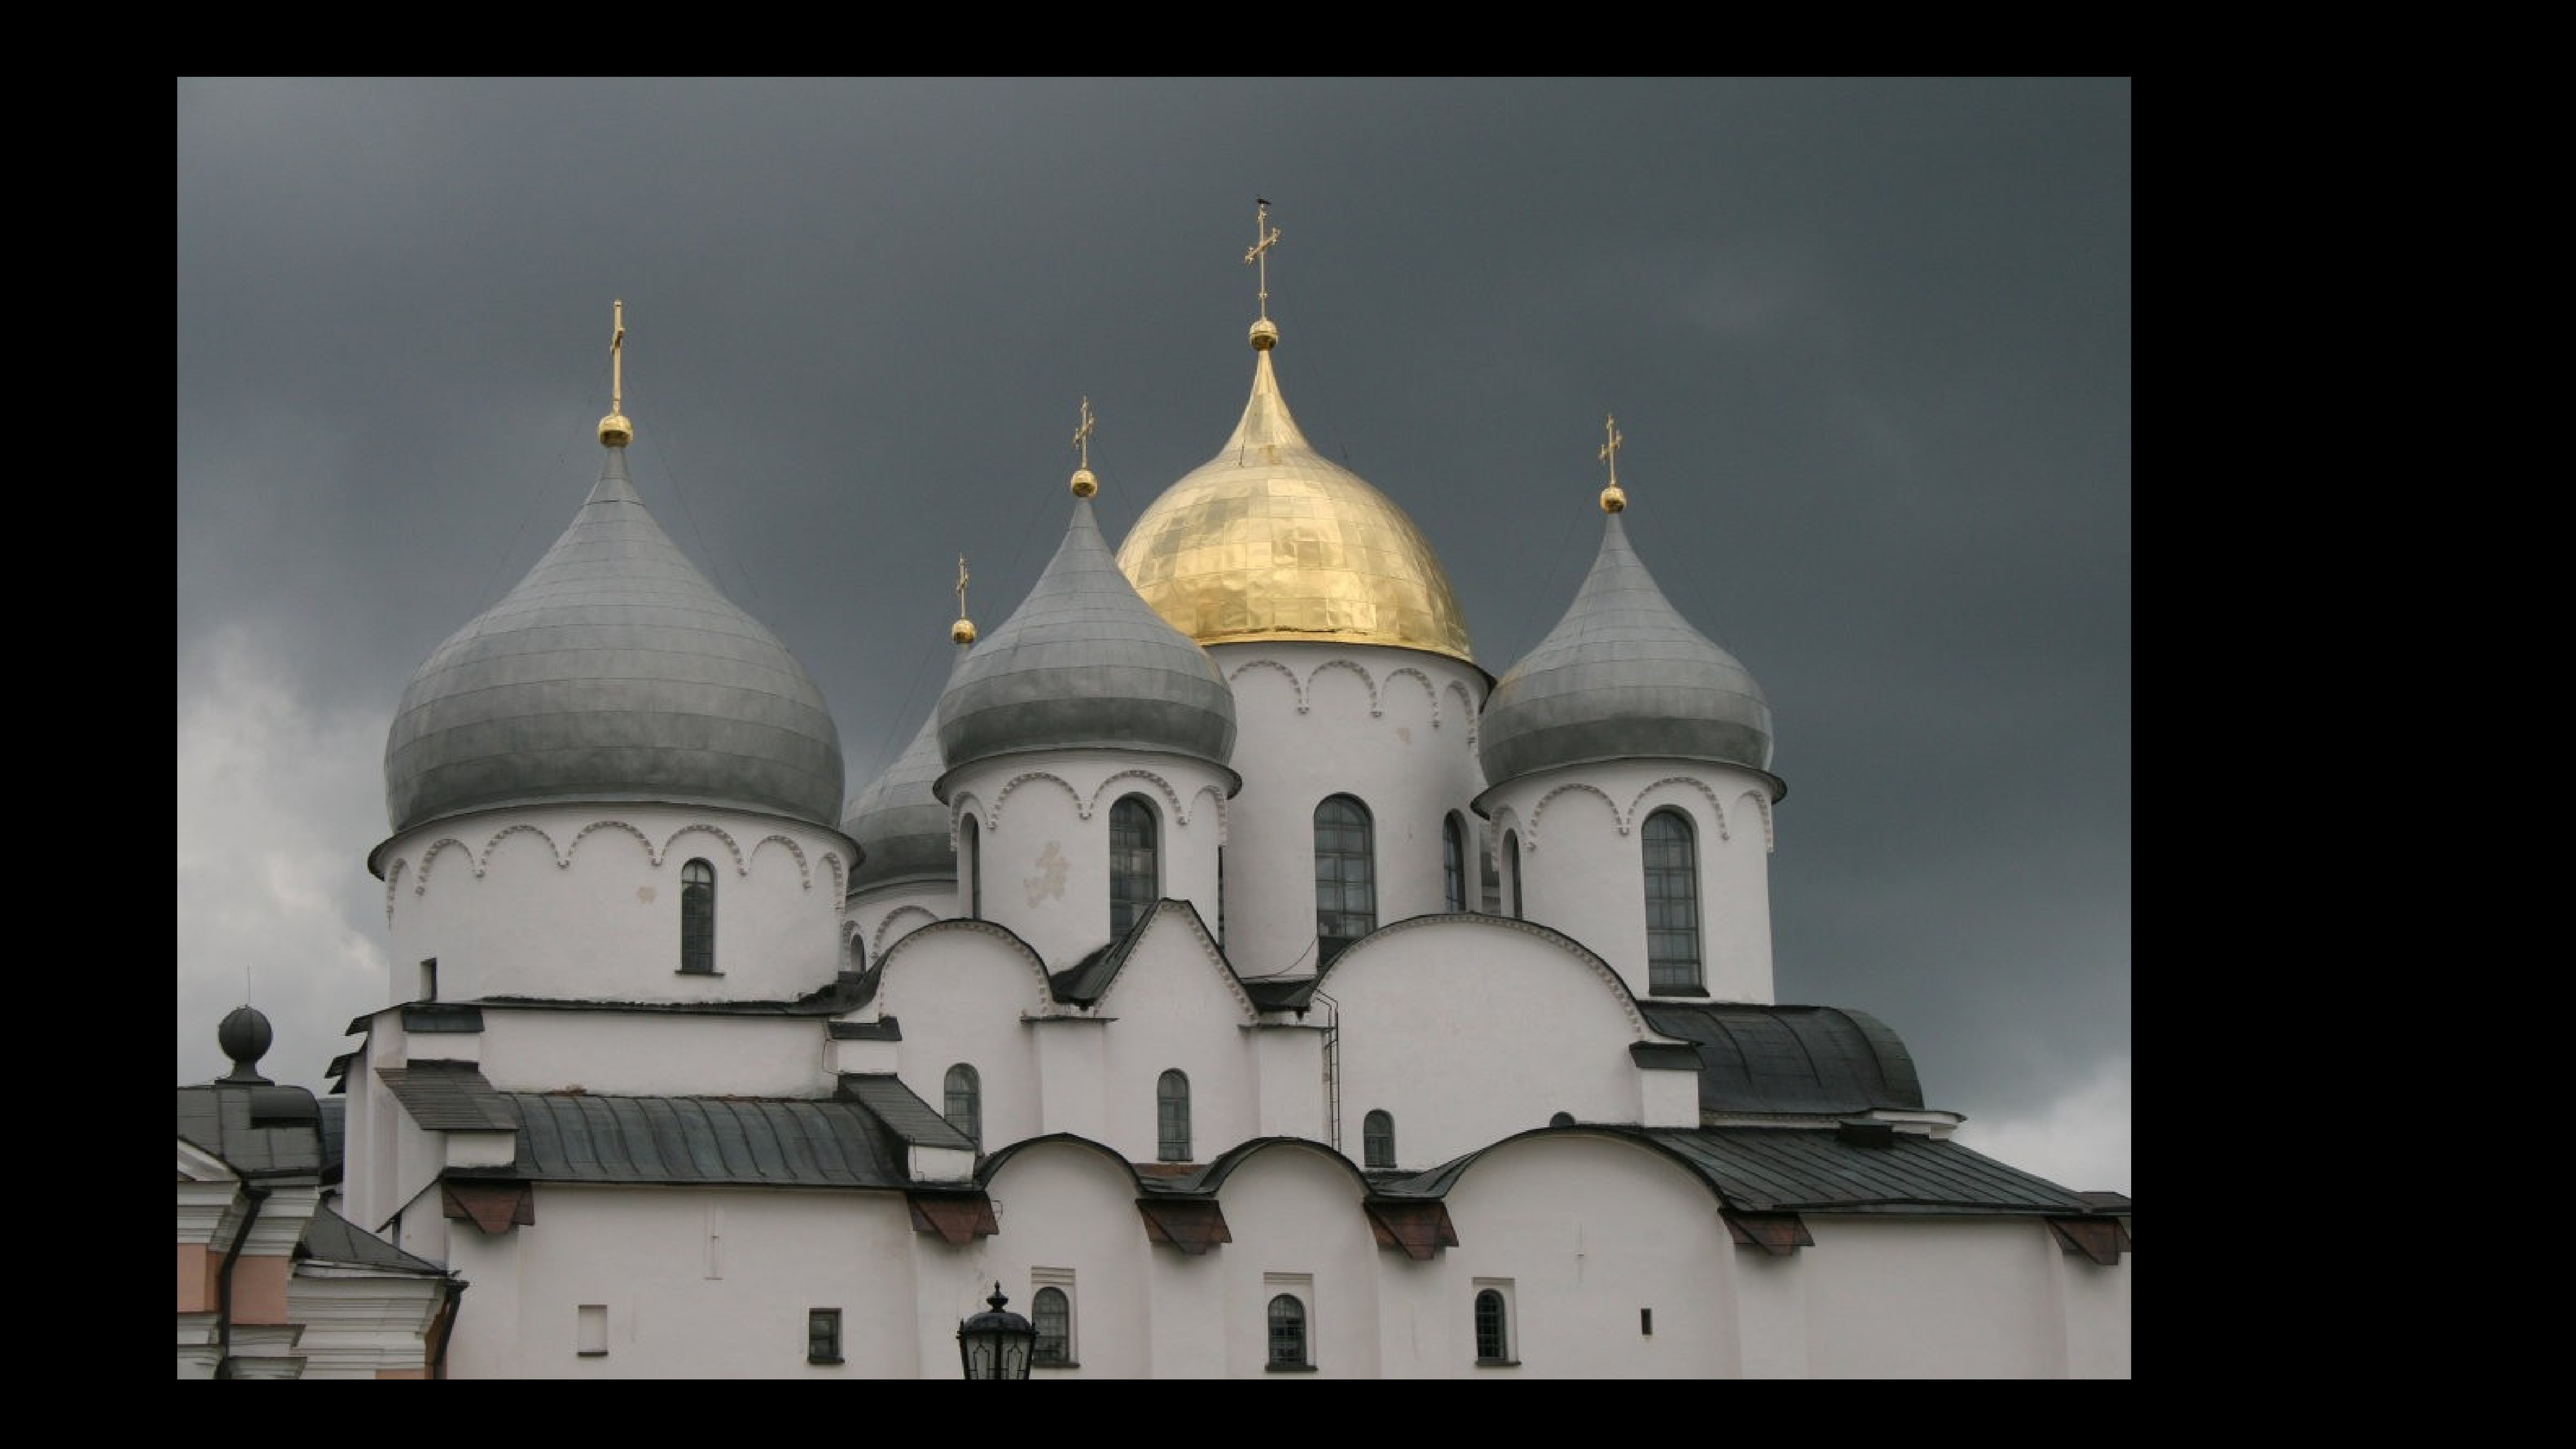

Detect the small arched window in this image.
[1363,1109,1395,1169]
[1475,1289,1510,1363]
[943,1063,981,1149]
[1502,831,1523,920]
[1267,1294,1308,1368]
[1110,795,1159,937]
[1032,1286,1072,1366]
[1157,1069,1192,1162]
[680,858,717,974]
[1442,814,1468,912]
[1643,809,1702,993]
[1314,795,1376,960]
[960,813,981,920]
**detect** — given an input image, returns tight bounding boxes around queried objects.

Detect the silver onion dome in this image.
[842,663,963,893]
[384,448,846,834]
[936,498,1236,776]
[1479,511,1774,785]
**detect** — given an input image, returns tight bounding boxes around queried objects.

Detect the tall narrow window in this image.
[1157,1069,1192,1162]
[1503,831,1523,920]
[961,814,981,920]
[943,1064,982,1149]
[1643,809,1702,993]
[680,858,717,974]
[1110,795,1159,937]
[1313,795,1376,960]
[1363,1109,1395,1169]
[1267,1294,1309,1368]
[1032,1286,1072,1366]
[1475,1288,1511,1364]
[1442,814,1468,912]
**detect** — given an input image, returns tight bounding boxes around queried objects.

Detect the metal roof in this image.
[843,664,962,892]
[383,447,845,835]
[376,1062,519,1132]
[299,1203,449,1276]
[469,1093,910,1190]
[1479,511,1774,786]
[174,1082,327,1180]
[1642,1127,2100,1215]
[839,1075,975,1151]
[936,498,1237,776]
[1639,1002,1924,1115]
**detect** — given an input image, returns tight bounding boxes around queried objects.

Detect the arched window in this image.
[1313,795,1375,960]
[1475,1288,1511,1363]
[1363,1109,1395,1169]
[1643,809,1702,993]
[1157,1069,1192,1162]
[1110,795,1159,937]
[1267,1294,1308,1368]
[1031,1286,1072,1366]
[680,858,717,974]
[1502,831,1523,920]
[1442,814,1468,912]
[960,814,981,920]
[943,1063,981,1149]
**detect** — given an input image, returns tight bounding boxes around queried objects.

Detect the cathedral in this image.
[183,227,2130,1378]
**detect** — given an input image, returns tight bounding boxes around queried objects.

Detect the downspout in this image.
[427,1276,467,1380]
[1313,990,1341,1154]
[213,1183,269,1380]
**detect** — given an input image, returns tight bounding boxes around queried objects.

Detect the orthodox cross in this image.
[1073,396,1096,469]
[1600,413,1624,487]
[609,299,626,415]
[1245,198,1282,322]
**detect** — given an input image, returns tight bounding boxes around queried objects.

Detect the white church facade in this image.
[306,244,2129,1379]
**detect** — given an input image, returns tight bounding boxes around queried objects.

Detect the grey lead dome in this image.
[1479,512,1774,785]
[937,498,1235,777]
[842,657,963,892]
[384,449,846,834]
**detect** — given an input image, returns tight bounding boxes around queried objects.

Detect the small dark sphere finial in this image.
[219,1004,275,1084]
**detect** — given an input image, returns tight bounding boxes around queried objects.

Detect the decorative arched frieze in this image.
[875,916,1056,1016]
[1324,914,1649,1037]
[872,905,940,956]
[569,819,659,867]
[749,833,813,890]
[413,838,478,895]
[478,822,564,871]
[383,858,409,923]
[1189,783,1231,846]
[1092,901,1260,1022]
[1445,681,1480,750]
[1086,769,1186,826]
[661,824,748,877]
[1527,781,1622,847]
[947,792,990,850]
[1227,657,1307,712]
[987,770,1084,828]
[1629,777,1730,842]
[820,852,847,906]
[1381,666,1439,724]
[1486,806,1526,873]
[1735,788,1776,852]
[1306,657,1381,717]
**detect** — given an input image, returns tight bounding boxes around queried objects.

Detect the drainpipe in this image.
[213,1183,269,1380]
[427,1277,467,1380]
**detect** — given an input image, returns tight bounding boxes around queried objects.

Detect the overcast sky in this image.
[177,78,2130,1194]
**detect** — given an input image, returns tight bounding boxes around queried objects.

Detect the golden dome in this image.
[1115,342,1474,665]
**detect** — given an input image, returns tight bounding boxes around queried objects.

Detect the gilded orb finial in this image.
[1070,396,1099,498]
[597,299,634,448]
[1598,413,1627,513]
[1245,198,1282,350]
[952,555,977,644]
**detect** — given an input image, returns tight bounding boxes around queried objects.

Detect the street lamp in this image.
[957,1282,1036,1380]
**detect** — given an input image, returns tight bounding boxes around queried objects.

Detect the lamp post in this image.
[956,1282,1036,1380]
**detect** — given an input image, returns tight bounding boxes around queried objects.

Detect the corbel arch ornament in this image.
[1190,783,1231,845]
[383,859,409,923]
[477,822,564,871]
[1735,788,1776,852]
[661,824,748,877]
[820,851,847,904]
[1444,680,1480,750]
[569,819,659,866]
[412,838,479,895]
[946,791,990,850]
[1226,657,1307,712]
[1629,777,1730,842]
[1085,768,1187,824]
[1486,805,1527,873]
[749,833,814,890]
[1526,781,1623,846]
[1306,657,1381,717]
[988,770,1082,829]
[872,905,940,956]
[1381,665,1439,724]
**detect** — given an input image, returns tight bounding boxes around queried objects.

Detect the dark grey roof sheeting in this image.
[299,1203,449,1275]
[175,1083,327,1180]
[473,1094,909,1189]
[840,1075,976,1151]
[384,448,845,834]
[842,696,958,891]
[376,1062,519,1132]
[1642,1128,2098,1215]
[402,1004,484,1034]
[936,499,1236,774]
[1479,512,1773,785]
[1640,1003,1924,1115]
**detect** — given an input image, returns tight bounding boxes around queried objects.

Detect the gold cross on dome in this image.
[1600,413,1625,486]
[1244,198,1282,321]
[1073,396,1096,469]
[955,555,970,620]
[609,299,626,413]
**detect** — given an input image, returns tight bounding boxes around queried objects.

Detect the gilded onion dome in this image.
[937,494,1236,777]
[1479,509,1775,785]
[842,654,966,893]
[384,447,846,834]
[1115,332,1476,665]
